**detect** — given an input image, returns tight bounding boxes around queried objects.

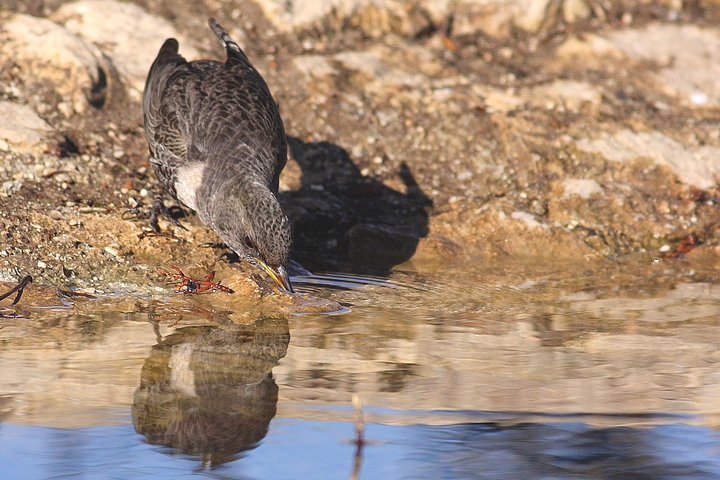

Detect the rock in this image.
[412,234,462,261]
[552,32,627,71]
[293,55,337,81]
[514,0,559,33]
[251,0,566,38]
[0,101,53,154]
[603,24,720,107]
[253,0,336,32]
[510,211,549,230]
[349,1,434,38]
[555,24,720,108]
[480,79,602,113]
[562,0,591,22]
[528,80,602,111]
[1,13,108,114]
[51,0,199,100]
[561,179,603,199]
[333,48,426,91]
[576,129,720,190]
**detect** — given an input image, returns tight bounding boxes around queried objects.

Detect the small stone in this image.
[49,210,63,220]
[139,188,148,197]
[0,139,8,151]
[351,145,364,158]
[104,245,120,257]
[57,102,74,117]
[563,0,591,22]
[127,197,138,208]
[37,261,47,269]
[659,245,671,252]
[691,91,708,105]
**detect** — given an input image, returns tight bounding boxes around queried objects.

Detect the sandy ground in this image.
[1,0,720,310]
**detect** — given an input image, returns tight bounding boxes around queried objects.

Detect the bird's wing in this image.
[149,144,185,198]
[143,39,190,170]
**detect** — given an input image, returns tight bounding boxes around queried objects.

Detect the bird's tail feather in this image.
[208,18,251,65]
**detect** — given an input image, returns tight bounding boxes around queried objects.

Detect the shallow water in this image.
[2,255,720,478]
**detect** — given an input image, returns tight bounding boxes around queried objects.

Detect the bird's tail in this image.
[208,18,251,65]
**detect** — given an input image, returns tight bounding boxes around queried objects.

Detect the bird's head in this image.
[233,211,293,293]
[199,181,293,293]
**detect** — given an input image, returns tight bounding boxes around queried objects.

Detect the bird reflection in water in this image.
[132,317,289,468]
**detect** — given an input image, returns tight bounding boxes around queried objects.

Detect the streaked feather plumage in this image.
[143,19,292,290]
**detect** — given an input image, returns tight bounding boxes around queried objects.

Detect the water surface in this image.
[1,255,720,478]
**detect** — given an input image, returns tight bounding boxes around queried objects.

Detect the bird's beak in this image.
[259,261,293,293]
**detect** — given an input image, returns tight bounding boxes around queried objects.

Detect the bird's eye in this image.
[243,236,255,249]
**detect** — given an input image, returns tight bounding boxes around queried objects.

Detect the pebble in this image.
[37,261,47,268]
[49,210,63,220]
[351,145,365,158]
[127,197,138,208]
[104,245,120,257]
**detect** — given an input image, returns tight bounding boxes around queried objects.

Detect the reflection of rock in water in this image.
[132,317,289,466]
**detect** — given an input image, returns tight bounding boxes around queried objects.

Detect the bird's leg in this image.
[149,193,186,232]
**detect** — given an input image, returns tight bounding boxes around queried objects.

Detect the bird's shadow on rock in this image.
[280,136,432,275]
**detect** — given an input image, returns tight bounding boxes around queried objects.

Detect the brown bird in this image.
[143,18,293,292]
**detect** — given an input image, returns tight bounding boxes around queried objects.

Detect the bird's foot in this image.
[149,194,187,232]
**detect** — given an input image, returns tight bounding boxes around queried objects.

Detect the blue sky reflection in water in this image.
[2,415,720,479]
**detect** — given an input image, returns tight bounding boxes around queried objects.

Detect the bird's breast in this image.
[174,162,206,211]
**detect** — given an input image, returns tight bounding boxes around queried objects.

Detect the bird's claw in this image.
[150,194,187,232]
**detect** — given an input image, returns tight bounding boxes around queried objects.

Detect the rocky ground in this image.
[1,0,720,311]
